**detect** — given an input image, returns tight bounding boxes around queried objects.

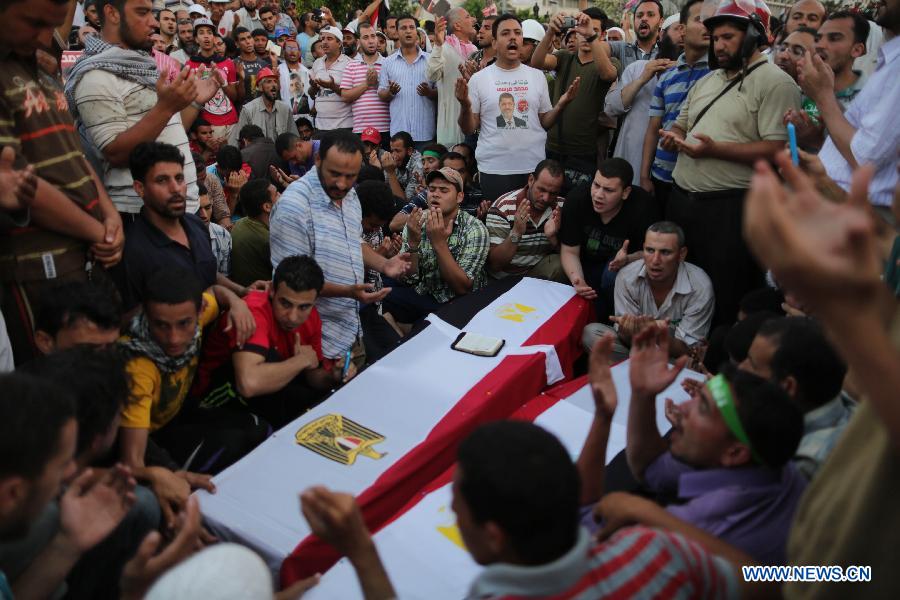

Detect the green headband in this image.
[706,374,765,466]
[422,150,442,159]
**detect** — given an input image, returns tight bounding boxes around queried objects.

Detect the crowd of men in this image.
[0,0,898,597]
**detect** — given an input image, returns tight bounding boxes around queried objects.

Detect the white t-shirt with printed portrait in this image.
[468,62,552,176]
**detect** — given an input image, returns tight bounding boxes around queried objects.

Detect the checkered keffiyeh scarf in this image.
[119,311,202,375]
[63,36,159,122]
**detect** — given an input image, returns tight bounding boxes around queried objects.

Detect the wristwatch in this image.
[509,232,522,244]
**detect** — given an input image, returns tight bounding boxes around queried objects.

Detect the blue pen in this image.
[341,350,352,381]
[787,122,799,166]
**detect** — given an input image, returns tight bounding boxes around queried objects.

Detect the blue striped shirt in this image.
[269,168,364,358]
[649,54,710,183]
[379,48,436,141]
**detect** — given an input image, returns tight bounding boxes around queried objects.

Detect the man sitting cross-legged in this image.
[383,167,489,324]
[299,419,749,599]
[117,267,267,532]
[192,255,357,429]
[582,221,714,361]
[583,325,807,565]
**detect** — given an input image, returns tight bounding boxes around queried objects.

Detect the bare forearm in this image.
[361,242,387,272]
[576,419,612,504]
[384,170,405,200]
[103,106,175,167]
[458,102,477,135]
[433,243,471,295]
[620,77,648,111]
[236,355,310,397]
[532,33,555,70]
[321,281,356,298]
[539,105,565,130]
[561,246,584,284]
[487,238,518,271]
[389,211,409,233]
[348,539,396,600]
[215,275,247,299]
[592,40,617,80]
[12,534,82,600]
[30,179,105,243]
[626,392,668,480]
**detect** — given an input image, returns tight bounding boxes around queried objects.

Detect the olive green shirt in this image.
[672,56,801,192]
[230,216,271,286]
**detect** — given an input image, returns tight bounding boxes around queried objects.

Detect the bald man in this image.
[783,0,827,34]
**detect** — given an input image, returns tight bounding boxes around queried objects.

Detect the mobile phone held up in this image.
[560,16,577,31]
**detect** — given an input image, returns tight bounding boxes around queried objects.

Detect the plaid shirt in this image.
[395,150,424,200]
[401,209,489,303]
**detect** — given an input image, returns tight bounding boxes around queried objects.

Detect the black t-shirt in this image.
[559,183,661,266]
[236,56,271,100]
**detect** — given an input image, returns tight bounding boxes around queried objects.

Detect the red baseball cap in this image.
[257,67,278,82]
[360,127,381,144]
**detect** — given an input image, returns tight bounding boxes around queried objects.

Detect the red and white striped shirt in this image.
[340,57,390,133]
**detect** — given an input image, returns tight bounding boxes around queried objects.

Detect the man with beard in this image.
[608,0,663,73]
[171,17,197,62]
[342,23,360,58]
[485,159,566,281]
[230,67,293,146]
[221,0,264,38]
[270,131,412,366]
[783,11,870,152]
[659,0,799,327]
[278,38,312,121]
[384,15,399,53]
[68,0,215,220]
[186,17,241,142]
[800,0,899,222]
[340,22,390,142]
[427,9,478,147]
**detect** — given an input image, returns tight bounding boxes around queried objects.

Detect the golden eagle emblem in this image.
[295,414,386,465]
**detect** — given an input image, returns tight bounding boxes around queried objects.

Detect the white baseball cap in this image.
[187,3,208,17]
[521,19,545,43]
[319,26,343,40]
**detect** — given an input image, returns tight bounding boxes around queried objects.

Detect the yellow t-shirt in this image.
[120,293,219,431]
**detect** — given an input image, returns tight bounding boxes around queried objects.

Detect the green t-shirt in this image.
[231,217,271,286]
[546,50,619,158]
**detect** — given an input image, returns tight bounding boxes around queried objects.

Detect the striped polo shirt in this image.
[0,48,103,222]
[378,48,436,141]
[485,187,564,279]
[466,526,738,599]
[341,56,390,133]
[648,54,710,183]
[74,68,199,214]
[269,168,363,358]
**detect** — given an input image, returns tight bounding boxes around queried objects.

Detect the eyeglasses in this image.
[775,44,806,58]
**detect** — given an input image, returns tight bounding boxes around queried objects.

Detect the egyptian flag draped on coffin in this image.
[194,278,592,576]
[304,361,701,598]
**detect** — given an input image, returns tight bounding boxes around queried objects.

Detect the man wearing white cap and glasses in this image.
[311,26,355,131]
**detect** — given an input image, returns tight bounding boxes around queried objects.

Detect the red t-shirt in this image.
[192,291,323,398]
[186,55,239,127]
